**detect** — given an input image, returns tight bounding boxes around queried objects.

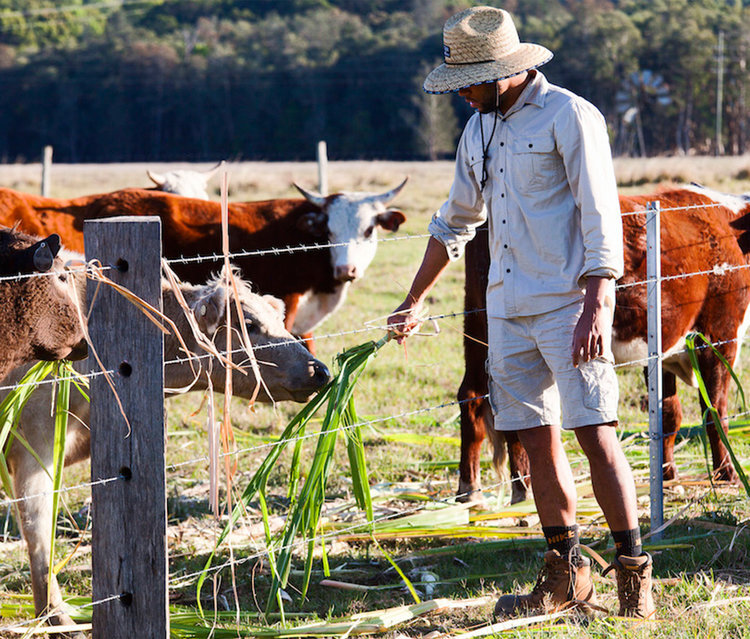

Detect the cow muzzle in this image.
[334,264,359,282]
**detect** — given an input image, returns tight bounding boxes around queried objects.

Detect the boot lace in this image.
[529,558,574,599]
[617,569,644,611]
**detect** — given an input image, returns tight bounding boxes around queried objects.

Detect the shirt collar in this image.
[502,70,548,118]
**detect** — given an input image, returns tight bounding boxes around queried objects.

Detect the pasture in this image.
[1,157,750,637]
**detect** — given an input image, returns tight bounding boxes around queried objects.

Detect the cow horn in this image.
[205,160,226,178]
[372,177,409,204]
[147,169,166,187]
[293,183,327,208]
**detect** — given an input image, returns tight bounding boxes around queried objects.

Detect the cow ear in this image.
[262,294,286,319]
[193,286,227,336]
[32,234,61,272]
[375,209,406,232]
[297,212,328,237]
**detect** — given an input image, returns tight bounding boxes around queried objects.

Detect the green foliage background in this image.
[0,0,749,162]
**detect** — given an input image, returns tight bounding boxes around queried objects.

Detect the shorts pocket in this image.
[578,357,619,410]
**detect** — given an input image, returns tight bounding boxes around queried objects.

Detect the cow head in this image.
[294,178,408,283]
[0,229,88,367]
[147,160,225,200]
[182,267,331,402]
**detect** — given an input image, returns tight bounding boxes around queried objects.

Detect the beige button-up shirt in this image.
[428,71,623,319]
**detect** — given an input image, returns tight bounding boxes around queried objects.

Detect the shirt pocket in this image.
[510,134,565,193]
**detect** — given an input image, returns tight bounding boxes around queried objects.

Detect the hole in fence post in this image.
[119,592,133,607]
[119,362,133,377]
[119,467,132,481]
[115,258,129,273]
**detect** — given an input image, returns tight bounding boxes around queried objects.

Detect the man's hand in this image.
[572,276,613,366]
[572,303,607,366]
[387,300,423,344]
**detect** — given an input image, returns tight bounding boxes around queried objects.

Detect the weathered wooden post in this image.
[41,145,53,196]
[317,140,328,195]
[85,217,168,638]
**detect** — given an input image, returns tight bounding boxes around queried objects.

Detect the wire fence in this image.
[2,193,750,632]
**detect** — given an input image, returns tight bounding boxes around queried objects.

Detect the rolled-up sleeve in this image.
[555,100,624,283]
[428,125,488,261]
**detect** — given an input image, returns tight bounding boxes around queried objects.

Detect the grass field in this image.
[1,157,750,637]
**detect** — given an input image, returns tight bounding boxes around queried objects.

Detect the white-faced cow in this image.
[457,185,750,505]
[146,160,225,200]
[0,228,87,383]
[0,180,407,352]
[5,262,330,633]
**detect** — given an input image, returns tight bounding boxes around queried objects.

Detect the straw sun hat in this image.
[424,6,553,94]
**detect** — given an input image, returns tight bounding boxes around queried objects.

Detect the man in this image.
[387,6,654,619]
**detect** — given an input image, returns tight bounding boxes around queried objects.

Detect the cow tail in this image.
[482,401,509,488]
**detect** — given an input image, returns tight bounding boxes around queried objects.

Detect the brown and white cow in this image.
[0,181,407,351]
[458,186,750,505]
[5,261,330,633]
[0,228,87,383]
[146,160,225,200]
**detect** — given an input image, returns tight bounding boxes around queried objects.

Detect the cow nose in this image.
[312,360,331,387]
[334,264,358,282]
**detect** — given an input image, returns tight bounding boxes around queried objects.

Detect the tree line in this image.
[0,0,747,163]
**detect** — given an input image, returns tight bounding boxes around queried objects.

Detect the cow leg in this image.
[456,386,487,503]
[282,293,318,354]
[504,430,531,503]
[695,355,737,482]
[9,446,83,637]
[641,367,683,481]
[661,371,682,480]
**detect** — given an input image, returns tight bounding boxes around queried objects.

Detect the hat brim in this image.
[424,43,553,94]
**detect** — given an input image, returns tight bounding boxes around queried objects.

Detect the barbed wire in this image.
[3,317,747,512]
[2,193,750,630]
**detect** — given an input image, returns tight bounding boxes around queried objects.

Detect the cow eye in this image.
[364,225,374,239]
[246,320,259,333]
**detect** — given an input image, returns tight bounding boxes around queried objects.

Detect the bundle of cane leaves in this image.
[685,331,750,496]
[197,334,393,620]
[0,360,89,600]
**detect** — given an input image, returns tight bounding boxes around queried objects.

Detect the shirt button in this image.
[506,268,511,273]
[501,193,504,198]
[502,219,506,224]
[528,143,533,148]
[500,142,504,147]
[504,244,508,248]
[500,168,503,173]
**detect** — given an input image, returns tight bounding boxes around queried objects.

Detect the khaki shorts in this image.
[486,301,619,431]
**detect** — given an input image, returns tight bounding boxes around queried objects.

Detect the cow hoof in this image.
[509,485,529,505]
[713,467,739,484]
[456,487,487,508]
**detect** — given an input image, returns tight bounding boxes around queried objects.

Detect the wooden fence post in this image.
[84,217,168,639]
[317,140,328,195]
[41,145,53,196]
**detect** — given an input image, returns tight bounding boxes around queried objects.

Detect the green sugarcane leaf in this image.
[49,363,71,590]
[685,332,750,496]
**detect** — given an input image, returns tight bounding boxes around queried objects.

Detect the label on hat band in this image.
[443,44,450,58]
[444,58,497,66]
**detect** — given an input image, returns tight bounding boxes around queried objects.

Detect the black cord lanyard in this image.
[479,109,499,192]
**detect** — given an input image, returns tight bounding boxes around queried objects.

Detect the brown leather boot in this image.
[604,552,655,618]
[494,549,597,616]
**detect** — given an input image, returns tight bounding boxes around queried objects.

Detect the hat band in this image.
[444,58,497,66]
